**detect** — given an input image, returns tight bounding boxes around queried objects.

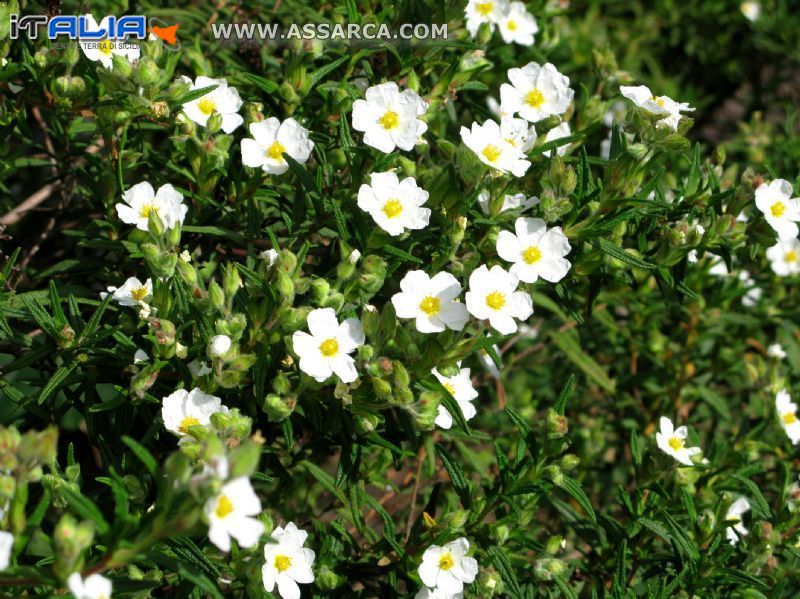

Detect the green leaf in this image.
[435,444,472,508]
[487,545,522,598]
[731,474,772,520]
[61,487,110,535]
[122,436,160,478]
[172,84,218,107]
[591,238,657,270]
[555,474,597,522]
[554,374,576,415]
[549,331,615,393]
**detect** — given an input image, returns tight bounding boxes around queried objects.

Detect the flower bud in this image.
[208,280,225,312]
[276,269,295,303]
[546,408,569,438]
[560,454,580,471]
[370,377,393,401]
[208,334,232,358]
[478,571,504,597]
[134,58,161,87]
[545,535,566,555]
[310,278,330,303]
[223,264,243,300]
[353,413,379,435]
[316,565,345,591]
[111,53,133,77]
[207,112,223,134]
[147,208,166,238]
[393,360,410,390]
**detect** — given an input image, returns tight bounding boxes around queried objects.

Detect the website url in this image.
[210,22,448,43]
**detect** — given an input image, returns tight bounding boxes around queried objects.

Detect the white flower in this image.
[708,255,731,277]
[415,587,463,599]
[391,271,468,333]
[67,572,112,599]
[292,308,365,383]
[79,14,139,69]
[261,522,315,599]
[741,1,760,21]
[755,179,800,240]
[179,76,243,134]
[619,85,694,131]
[500,117,537,152]
[460,120,531,177]
[161,388,229,441]
[465,264,533,335]
[0,531,12,571]
[500,62,574,123]
[116,182,187,231]
[433,367,479,429]
[477,190,539,215]
[478,341,502,378]
[655,416,702,466]
[188,359,213,377]
[766,237,800,276]
[133,349,149,364]
[101,276,152,307]
[496,217,571,284]
[352,82,428,153]
[542,122,572,157]
[357,172,431,236]
[767,343,786,360]
[208,334,232,358]
[498,2,538,46]
[418,537,479,595]
[464,0,508,36]
[725,497,750,545]
[348,249,361,264]
[776,390,800,444]
[260,249,279,265]
[241,118,314,175]
[737,272,762,307]
[205,477,265,552]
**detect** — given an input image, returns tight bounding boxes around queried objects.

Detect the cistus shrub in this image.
[1,0,800,597]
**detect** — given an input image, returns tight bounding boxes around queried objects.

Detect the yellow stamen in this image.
[382,199,403,219]
[267,141,286,161]
[274,554,292,572]
[785,250,798,263]
[783,412,797,425]
[485,291,506,310]
[215,495,234,518]
[139,203,160,219]
[197,97,216,116]
[507,19,518,31]
[522,246,542,264]
[319,338,339,357]
[98,39,114,55]
[771,202,786,218]
[419,295,441,316]
[443,382,455,396]
[482,145,502,163]
[650,96,666,108]
[130,286,149,302]
[668,436,684,451]
[378,110,399,130]
[179,416,200,435]
[438,552,455,570]
[525,88,545,108]
[476,2,494,16]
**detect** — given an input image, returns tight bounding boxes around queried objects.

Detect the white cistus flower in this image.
[292,308,365,383]
[465,264,533,334]
[116,181,187,231]
[542,122,572,157]
[161,388,229,441]
[79,14,140,69]
[133,349,149,364]
[67,572,112,599]
[415,587,463,599]
[101,276,152,307]
[464,0,508,36]
[391,271,468,333]
[261,522,316,599]
[357,171,431,236]
[500,62,574,123]
[496,217,572,283]
[241,117,314,175]
[418,537,479,595]
[179,76,243,133]
[500,117,537,152]
[725,497,751,545]
[0,531,12,571]
[351,82,428,153]
[754,179,800,240]
[766,237,800,276]
[776,390,800,444]
[477,190,539,215]
[498,2,539,46]
[208,334,232,358]
[432,367,479,429]
[655,416,702,466]
[619,85,694,131]
[767,343,786,360]
[205,477,265,552]
[460,120,531,177]
[188,359,213,378]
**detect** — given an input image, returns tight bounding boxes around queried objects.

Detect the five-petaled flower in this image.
[498,2,539,46]
[261,522,316,599]
[205,477,265,552]
[619,85,694,132]
[432,367,479,430]
[352,82,428,153]
[180,76,244,133]
[391,271,469,333]
[766,237,800,276]
[116,181,187,231]
[241,117,315,175]
[465,264,533,334]
[500,62,574,123]
[655,416,702,466]
[776,390,800,444]
[460,120,531,177]
[755,179,800,240]
[67,572,112,599]
[357,171,431,236]
[101,276,153,307]
[79,14,140,69]
[292,308,365,383]
[418,537,479,596]
[725,497,751,545]
[496,217,572,284]
[161,388,229,442]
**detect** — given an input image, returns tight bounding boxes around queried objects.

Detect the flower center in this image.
[438,552,455,571]
[215,494,234,519]
[785,250,798,263]
[382,199,403,219]
[476,2,494,16]
[522,246,542,264]
[771,201,786,218]
[419,295,441,316]
[482,144,502,163]
[267,141,286,161]
[668,436,684,451]
[98,39,114,55]
[783,412,798,425]
[525,88,545,108]
[378,110,399,130]
[274,554,292,573]
[507,19,518,31]
[197,97,217,116]
[139,203,160,219]
[485,291,506,310]
[131,286,149,302]
[443,382,455,395]
[179,416,200,435]
[319,338,339,357]
[650,95,666,108]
